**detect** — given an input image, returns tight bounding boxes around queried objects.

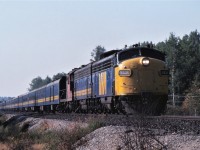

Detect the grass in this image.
[0,115,105,150]
[44,119,105,150]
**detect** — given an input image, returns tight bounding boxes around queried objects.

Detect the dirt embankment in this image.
[0,113,89,150]
[1,113,88,132]
[1,113,200,150]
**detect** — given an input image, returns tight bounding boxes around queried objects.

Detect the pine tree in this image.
[91,45,106,61]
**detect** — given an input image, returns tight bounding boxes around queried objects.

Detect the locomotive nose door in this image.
[138,69,155,92]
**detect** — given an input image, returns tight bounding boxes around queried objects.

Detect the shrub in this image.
[45,119,105,150]
[165,105,185,115]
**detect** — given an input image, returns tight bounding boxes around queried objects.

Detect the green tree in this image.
[175,31,200,94]
[28,76,44,91]
[28,76,51,91]
[140,41,155,47]
[28,73,66,91]
[43,76,52,85]
[91,45,106,61]
[156,30,200,95]
[156,33,180,96]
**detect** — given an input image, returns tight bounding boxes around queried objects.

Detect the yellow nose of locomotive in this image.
[115,57,168,96]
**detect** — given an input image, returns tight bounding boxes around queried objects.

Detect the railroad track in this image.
[148,115,200,120]
[2,111,200,121]
[1,111,200,135]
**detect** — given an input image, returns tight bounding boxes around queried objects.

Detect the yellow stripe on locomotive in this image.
[99,71,107,95]
[75,88,92,97]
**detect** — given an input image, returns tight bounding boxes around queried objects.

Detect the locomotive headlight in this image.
[142,58,150,66]
[119,69,131,76]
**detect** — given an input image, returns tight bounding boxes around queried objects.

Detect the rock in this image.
[75,126,200,150]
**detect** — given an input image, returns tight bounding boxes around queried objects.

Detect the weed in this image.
[87,119,105,131]
[120,116,167,150]
[0,115,6,125]
[44,119,105,150]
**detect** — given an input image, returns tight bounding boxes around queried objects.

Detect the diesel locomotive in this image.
[0,45,169,115]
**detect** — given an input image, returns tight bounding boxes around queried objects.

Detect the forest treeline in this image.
[28,46,106,91]
[0,97,13,102]
[29,30,200,96]
[156,30,200,95]
[28,73,66,91]
[155,30,200,115]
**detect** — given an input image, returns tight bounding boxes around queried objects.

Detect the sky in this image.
[0,0,200,96]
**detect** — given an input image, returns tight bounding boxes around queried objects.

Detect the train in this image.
[0,45,169,115]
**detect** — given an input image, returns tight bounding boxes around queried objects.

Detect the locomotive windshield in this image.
[118,48,165,62]
[140,48,165,61]
[118,49,140,62]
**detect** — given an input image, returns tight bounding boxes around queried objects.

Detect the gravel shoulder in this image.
[75,126,200,150]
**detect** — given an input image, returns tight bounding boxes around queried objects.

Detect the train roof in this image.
[119,46,164,54]
[92,53,115,66]
[118,47,165,61]
[17,76,66,97]
[34,76,65,90]
[100,50,120,59]
[74,63,92,73]
[67,68,79,75]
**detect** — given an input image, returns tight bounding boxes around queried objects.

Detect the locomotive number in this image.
[160,70,169,75]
